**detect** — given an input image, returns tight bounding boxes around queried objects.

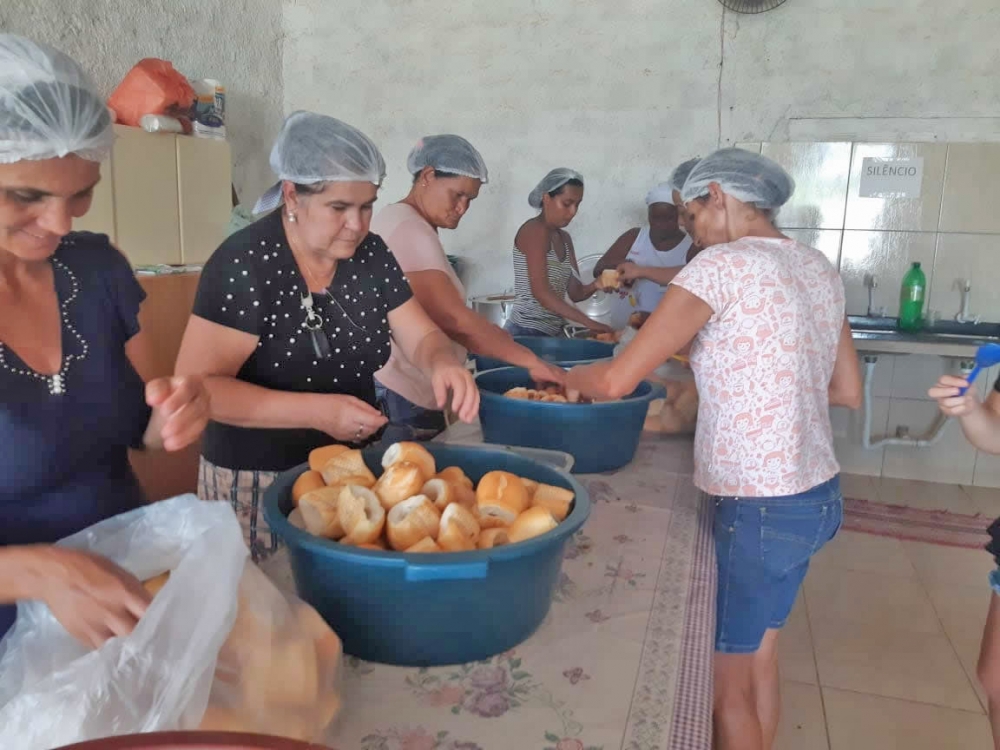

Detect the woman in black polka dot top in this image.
[175,112,478,562]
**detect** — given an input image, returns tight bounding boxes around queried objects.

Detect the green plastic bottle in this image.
[898,261,926,332]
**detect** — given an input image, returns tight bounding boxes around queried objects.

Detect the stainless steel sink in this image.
[848,316,1000,358]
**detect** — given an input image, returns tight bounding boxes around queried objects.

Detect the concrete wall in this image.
[283,0,999,296]
[0,0,284,205]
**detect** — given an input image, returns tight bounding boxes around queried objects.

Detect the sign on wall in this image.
[858,157,924,198]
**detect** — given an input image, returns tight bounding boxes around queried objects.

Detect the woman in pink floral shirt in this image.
[566,149,862,750]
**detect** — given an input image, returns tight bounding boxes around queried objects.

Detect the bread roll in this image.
[437,503,481,552]
[421,477,455,511]
[241,629,319,710]
[321,449,376,487]
[477,528,510,550]
[337,485,386,545]
[381,441,436,480]
[476,471,529,528]
[143,571,170,597]
[405,536,442,553]
[644,398,667,432]
[504,386,531,400]
[600,269,620,290]
[436,466,473,490]
[356,542,386,551]
[531,483,574,522]
[373,460,425,509]
[521,477,539,498]
[298,486,345,539]
[291,470,326,508]
[308,444,350,473]
[386,494,441,550]
[509,506,559,543]
[287,508,307,530]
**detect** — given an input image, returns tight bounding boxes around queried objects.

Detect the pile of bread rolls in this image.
[142,570,342,739]
[504,385,577,404]
[288,442,574,553]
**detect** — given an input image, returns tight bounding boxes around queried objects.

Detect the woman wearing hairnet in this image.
[0,35,210,646]
[175,112,477,563]
[591,178,697,330]
[371,135,565,440]
[566,148,862,750]
[505,168,612,337]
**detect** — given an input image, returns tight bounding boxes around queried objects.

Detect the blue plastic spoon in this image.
[959,343,1000,395]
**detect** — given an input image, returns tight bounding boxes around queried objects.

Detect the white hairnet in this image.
[669,157,701,192]
[528,168,584,209]
[254,110,386,214]
[645,181,675,206]
[407,134,488,183]
[680,148,794,209]
[0,34,113,164]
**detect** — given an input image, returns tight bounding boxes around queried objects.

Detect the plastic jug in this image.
[898,262,926,332]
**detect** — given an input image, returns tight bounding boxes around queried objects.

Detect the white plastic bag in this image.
[0,494,342,749]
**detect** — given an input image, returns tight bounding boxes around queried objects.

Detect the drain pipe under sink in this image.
[860,355,960,450]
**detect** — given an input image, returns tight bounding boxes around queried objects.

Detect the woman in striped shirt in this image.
[505,169,612,337]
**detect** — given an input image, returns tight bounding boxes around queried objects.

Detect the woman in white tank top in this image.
[593,181,699,329]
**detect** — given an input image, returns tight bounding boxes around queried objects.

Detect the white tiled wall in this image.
[746,138,1000,486]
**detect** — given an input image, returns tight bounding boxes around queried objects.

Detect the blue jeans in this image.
[374,382,447,443]
[504,320,556,337]
[713,476,843,654]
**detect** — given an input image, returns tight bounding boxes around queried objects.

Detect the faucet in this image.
[865,274,878,317]
[955,279,980,324]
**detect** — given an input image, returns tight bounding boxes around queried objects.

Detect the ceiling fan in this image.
[717,0,788,13]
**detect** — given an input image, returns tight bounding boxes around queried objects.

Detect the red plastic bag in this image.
[108,59,195,127]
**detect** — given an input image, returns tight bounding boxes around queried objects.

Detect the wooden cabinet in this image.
[74,125,232,267]
[128,272,203,502]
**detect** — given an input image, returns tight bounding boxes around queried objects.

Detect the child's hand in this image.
[928,375,980,418]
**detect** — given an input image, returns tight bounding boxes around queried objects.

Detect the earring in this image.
[287,211,297,223]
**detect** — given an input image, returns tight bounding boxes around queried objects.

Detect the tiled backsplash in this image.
[741,140,1000,322]
[739,141,1000,487]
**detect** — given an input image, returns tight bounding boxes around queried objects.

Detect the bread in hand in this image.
[508,506,559,543]
[373,460,426,509]
[381,441,436,480]
[437,503,481,552]
[600,269,621,290]
[386,494,442,550]
[477,528,511,550]
[143,571,170,597]
[321,449,376,487]
[298,486,345,539]
[476,471,529,528]
[292,470,326,507]
[337,485,386,545]
[530,483,574,522]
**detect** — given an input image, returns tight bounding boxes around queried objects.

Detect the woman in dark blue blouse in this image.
[0,35,210,646]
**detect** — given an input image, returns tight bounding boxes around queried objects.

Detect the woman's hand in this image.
[528,358,566,387]
[565,360,614,401]
[34,547,151,649]
[928,375,980,418]
[585,319,615,335]
[432,363,480,423]
[617,261,643,285]
[145,376,211,451]
[311,394,388,443]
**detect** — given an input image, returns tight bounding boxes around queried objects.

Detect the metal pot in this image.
[469,293,515,327]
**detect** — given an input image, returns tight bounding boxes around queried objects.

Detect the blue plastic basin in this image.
[262,442,590,667]
[475,366,665,474]
[473,336,614,372]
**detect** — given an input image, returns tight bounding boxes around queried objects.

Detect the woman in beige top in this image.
[373,135,564,440]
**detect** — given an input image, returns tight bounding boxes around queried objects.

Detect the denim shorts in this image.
[504,319,558,337]
[713,476,843,654]
[373,382,447,443]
